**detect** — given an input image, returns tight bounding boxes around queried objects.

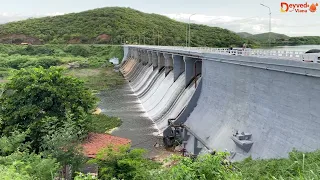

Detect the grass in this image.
[66,67,124,91]
[87,114,122,133]
[234,150,320,180]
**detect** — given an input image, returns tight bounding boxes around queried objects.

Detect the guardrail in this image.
[128,45,320,63]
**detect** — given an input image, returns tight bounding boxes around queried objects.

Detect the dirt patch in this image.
[0,34,42,45]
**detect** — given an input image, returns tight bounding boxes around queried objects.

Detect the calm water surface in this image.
[260,45,320,52]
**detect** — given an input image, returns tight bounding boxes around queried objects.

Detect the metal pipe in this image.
[194,59,202,88]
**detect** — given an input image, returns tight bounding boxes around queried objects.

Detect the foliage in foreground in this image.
[83,145,320,180]
[0,67,97,151]
[0,132,60,180]
[235,150,320,180]
[90,145,161,180]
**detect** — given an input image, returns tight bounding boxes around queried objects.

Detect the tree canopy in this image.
[0,67,97,151]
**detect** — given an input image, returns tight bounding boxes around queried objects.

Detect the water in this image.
[260,45,320,52]
[97,83,164,157]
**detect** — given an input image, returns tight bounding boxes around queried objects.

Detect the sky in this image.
[0,0,320,36]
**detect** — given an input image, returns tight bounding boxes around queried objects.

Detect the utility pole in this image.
[188,14,196,47]
[260,3,271,47]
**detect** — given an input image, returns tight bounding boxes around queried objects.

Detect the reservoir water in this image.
[261,45,320,52]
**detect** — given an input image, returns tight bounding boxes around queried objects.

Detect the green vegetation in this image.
[237,32,253,38]
[0,45,125,178]
[87,114,122,133]
[248,32,289,42]
[0,131,61,179]
[0,67,97,151]
[90,145,161,180]
[235,150,320,179]
[0,7,244,47]
[66,67,124,91]
[239,32,320,47]
[81,147,320,180]
[0,44,124,90]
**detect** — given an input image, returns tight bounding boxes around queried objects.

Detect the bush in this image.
[235,150,320,179]
[64,45,90,57]
[9,45,55,56]
[22,57,62,68]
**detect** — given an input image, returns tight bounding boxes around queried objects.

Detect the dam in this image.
[120,45,320,161]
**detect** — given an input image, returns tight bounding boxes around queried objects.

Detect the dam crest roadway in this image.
[120,45,320,161]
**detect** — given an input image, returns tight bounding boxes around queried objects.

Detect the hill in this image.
[0,7,244,47]
[242,32,320,46]
[248,32,289,42]
[237,32,252,38]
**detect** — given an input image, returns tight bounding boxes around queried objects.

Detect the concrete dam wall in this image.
[121,46,320,161]
[120,47,201,134]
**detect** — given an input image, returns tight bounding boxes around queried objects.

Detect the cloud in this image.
[164,13,283,35]
[0,12,65,24]
[163,13,320,37]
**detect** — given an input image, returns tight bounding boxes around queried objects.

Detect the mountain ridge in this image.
[0,7,244,47]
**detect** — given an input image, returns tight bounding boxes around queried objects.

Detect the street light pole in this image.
[188,14,196,47]
[260,3,271,47]
[185,24,188,47]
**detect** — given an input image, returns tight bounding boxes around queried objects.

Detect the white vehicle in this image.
[301,49,320,63]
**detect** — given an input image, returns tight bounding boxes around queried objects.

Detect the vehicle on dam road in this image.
[301,49,320,63]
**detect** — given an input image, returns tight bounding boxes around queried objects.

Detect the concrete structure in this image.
[120,45,320,161]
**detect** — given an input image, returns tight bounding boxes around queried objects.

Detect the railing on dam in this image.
[128,45,320,63]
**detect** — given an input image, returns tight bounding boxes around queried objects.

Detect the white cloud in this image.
[164,13,282,35]
[163,13,320,36]
[0,12,65,24]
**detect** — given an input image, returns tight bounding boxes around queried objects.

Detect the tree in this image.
[41,118,87,173]
[0,67,97,151]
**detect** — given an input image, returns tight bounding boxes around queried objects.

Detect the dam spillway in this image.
[120,45,320,161]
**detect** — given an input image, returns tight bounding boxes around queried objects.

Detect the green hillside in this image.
[242,32,320,46]
[237,32,252,38]
[248,32,289,42]
[0,7,244,47]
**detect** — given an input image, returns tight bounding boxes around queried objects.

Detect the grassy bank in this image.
[0,44,124,90]
[87,114,122,133]
[66,67,124,91]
